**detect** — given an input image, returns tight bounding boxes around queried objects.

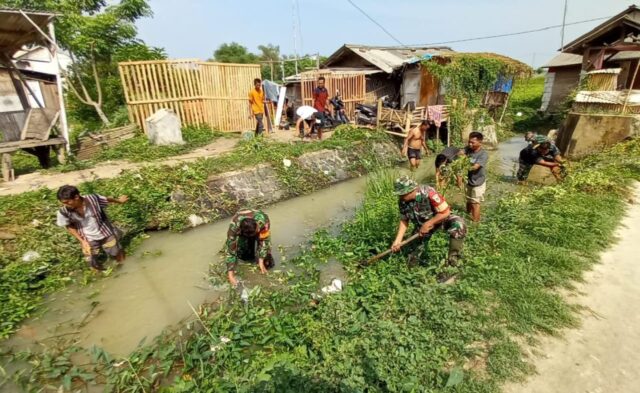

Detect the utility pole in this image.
[560,0,569,51]
[292,0,300,75]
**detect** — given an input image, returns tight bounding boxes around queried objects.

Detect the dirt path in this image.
[504,183,640,393]
[0,138,239,196]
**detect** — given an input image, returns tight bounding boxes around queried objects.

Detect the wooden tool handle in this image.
[363,233,421,266]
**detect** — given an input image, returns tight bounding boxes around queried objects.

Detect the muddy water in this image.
[1,139,530,391]
[4,177,377,359]
[492,135,559,184]
[4,158,432,358]
[493,135,524,179]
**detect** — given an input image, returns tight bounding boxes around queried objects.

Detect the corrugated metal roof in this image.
[575,90,640,105]
[587,68,621,74]
[283,67,382,83]
[543,53,583,68]
[609,50,640,61]
[324,44,454,73]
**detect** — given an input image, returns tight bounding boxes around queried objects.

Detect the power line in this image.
[345,0,407,47]
[411,16,611,47]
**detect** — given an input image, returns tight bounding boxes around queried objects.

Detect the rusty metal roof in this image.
[323,44,454,73]
[284,67,382,83]
[0,9,56,57]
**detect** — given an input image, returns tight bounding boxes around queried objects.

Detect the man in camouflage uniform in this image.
[391,176,466,281]
[517,135,566,183]
[225,209,274,287]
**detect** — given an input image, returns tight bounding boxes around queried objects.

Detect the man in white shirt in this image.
[295,105,320,139]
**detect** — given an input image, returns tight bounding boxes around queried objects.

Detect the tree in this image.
[258,44,280,62]
[0,0,165,128]
[211,42,258,64]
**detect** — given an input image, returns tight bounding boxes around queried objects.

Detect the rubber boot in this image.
[447,238,464,267]
[438,238,464,284]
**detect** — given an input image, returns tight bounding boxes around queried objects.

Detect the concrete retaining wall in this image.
[557,113,640,158]
[184,141,400,225]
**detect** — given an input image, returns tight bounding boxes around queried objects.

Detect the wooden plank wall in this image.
[301,72,366,119]
[118,59,260,133]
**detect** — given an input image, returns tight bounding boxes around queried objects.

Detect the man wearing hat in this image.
[391,176,466,280]
[517,136,565,183]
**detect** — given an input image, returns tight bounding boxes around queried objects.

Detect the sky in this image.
[136,0,638,69]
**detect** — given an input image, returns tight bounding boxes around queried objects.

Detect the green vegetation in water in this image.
[6,138,639,392]
[0,126,396,339]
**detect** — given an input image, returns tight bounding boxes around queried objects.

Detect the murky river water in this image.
[1,136,538,392]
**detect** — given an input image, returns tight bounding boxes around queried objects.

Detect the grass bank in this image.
[0,126,394,339]
[5,126,227,177]
[9,137,639,392]
[505,75,557,134]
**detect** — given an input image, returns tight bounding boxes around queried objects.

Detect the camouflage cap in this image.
[532,134,548,148]
[394,175,418,196]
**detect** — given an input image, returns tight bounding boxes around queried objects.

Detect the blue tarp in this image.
[493,74,513,93]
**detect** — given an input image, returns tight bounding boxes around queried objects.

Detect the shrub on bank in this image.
[0,128,393,339]
[6,137,640,391]
[94,138,639,392]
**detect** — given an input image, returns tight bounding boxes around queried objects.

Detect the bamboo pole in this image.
[622,60,640,114]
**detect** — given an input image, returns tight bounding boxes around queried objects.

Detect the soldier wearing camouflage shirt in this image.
[391,176,466,280]
[225,209,274,287]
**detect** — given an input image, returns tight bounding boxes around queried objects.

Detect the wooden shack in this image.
[0,9,69,181]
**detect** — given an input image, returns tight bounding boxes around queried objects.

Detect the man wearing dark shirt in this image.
[461,132,489,222]
[517,141,565,183]
[313,76,329,126]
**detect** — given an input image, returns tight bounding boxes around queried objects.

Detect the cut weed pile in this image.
[5,126,227,177]
[7,138,639,392]
[0,126,393,339]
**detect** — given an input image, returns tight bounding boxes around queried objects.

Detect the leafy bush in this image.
[0,129,396,339]
[36,138,639,392]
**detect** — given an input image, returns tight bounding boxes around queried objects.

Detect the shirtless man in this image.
[402,120,429,171]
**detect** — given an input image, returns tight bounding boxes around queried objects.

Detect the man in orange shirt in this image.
[248,78,265,136]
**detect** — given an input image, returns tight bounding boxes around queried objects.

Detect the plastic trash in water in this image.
[321,278,343,294]
[22,251,40,262]
[240,288,250,303]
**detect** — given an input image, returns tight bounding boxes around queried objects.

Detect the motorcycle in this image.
[330,95,350,125]
[354,95,397,125]
[355,103,377,125]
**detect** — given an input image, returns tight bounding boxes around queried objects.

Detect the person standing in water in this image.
[56,185,128,272]
[402,120,429,171]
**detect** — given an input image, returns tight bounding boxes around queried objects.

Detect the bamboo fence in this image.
[300,71,366,118]
[584,73,618,91]
[118,59,261,133]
